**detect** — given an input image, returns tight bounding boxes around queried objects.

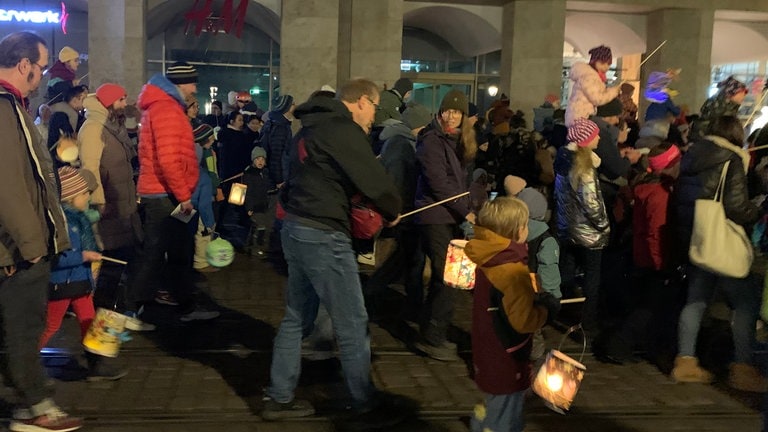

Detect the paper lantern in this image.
[532,325,587,414]
[228,182,247,205]
[443,239,476,290]
[206,237,235,267]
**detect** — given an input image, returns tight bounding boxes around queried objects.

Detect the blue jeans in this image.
[471,391,526,432]
[678,265,760,364]
[267,220,374,407]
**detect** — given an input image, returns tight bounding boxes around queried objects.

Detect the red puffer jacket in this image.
[136,80,198,202]
[632,178,674,271]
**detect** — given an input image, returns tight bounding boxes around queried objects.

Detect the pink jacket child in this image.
[565,45,620,127]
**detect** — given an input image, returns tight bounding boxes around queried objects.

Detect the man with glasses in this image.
[262,79,404,428]
[0,31,84,431]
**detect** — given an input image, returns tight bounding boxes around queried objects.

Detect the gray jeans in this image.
[0,259,54,409]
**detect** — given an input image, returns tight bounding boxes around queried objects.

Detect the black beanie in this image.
[393,78,413,97]
[166,62,198,85]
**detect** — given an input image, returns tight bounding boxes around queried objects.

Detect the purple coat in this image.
[414,120,472,224]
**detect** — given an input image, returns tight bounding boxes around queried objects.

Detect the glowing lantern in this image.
[206,237,235,267]
[443,239,476,290]
[228,182,247,205]
[532,325,587,414]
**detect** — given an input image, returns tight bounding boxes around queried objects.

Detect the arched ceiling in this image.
[565,14,646,57]
[403,6,500,57]
[712,21,768,64]
[146,0,280,42]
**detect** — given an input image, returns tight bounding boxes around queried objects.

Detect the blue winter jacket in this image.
[192,144,216,228]
[261,111,292,188]
[50,210,95,289]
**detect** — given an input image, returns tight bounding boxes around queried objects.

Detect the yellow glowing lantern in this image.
[532,325,587,414]
[228,183,247,206]
[443,239,476,290]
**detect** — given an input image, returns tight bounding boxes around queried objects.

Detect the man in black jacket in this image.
[262,79,402,424]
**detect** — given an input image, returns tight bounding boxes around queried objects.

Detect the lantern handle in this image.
[557,323,587,363]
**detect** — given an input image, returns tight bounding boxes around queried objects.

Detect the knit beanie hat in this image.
[401,103,432,130]
[272,95,294,114]
[251,146,267,161]
[393,78,414,97]
[588,45,612,65]
[211,100,222,110]
[193,124,214,145]
[517,187,548,221]
[718,75,748,97]
[440,90,468,114]
[503,175,527,196]
[58,46,79,63]
[58,166,89,202]
[95,83,126,108]
[567,118,600,147]
[595,98,623,117]
[166,62,198,85]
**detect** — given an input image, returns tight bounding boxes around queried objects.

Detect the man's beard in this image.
[108,107,127,126]
[25,71,39,96]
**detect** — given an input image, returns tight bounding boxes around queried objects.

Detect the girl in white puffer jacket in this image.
[565,45,620,127]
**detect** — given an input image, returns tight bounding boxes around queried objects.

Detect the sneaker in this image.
[180,306,220,322]
[155,291,179,306]
[413,339,460,362]
[87,359,128,382]
[10,406,83,431]
[124,312,156,332]
[261,397,315,421]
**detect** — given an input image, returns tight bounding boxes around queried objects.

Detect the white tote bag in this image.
[689,160,753,278]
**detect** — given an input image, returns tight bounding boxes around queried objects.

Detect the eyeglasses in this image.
[27,58,47,74]
[363,95,379,109]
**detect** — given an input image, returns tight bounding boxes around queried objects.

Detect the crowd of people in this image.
[1,29,768,432]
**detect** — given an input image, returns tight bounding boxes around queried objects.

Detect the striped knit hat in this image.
[272,95,294,114]
[58,166,89,202]
[567,118,600,147]
[193,124,214,145]
[166,62,198,85]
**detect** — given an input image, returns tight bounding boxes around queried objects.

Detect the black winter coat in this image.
[674,135,758,256]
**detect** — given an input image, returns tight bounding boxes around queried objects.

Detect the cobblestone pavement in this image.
[7,253,761,431]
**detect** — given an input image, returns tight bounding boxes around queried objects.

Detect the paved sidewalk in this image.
[13,253,762,431]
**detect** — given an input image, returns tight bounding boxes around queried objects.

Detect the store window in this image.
[147,22,278,114]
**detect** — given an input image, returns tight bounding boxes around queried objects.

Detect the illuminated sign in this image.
[0,2,69,34]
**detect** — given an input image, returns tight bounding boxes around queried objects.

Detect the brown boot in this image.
[671,356,713,383]
[728,363,768,392]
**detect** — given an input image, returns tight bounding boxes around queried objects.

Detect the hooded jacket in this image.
[554,145,610,249]
[414,118,472,224]
[674,135,757,256]
[78,95,140,250]
[633,176,675,271]
[136,74,199,202]
[465,226,548,394]
[0,86,69,266]
[527,219,561,298]
[282,96,401,236]
[565,62,620,127]
[379,119,418,214]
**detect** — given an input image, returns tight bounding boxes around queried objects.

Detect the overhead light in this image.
[488,85,499,97]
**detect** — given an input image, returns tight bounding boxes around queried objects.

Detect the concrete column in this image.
[280,0,340,103]
[88,0,146,103]
[500,0,566,121]
[642,8,714,116]
[338,0,404,89]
